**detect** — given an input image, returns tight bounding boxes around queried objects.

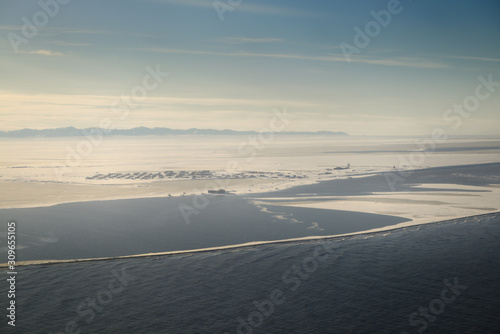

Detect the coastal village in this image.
[84,164,352,182]
[85,170,309,181]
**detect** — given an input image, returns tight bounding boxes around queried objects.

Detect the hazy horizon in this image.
[1,0,500,136]
[1,2,500,333]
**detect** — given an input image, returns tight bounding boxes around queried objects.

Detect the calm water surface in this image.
[1,212,499,333]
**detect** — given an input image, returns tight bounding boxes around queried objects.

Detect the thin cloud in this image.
[146,0,212,8]
[46,27,110,35]
[221,37,284,44]
[144,0,315,16]
[144,47,450,69]
[19,49,64,56]
[52,41,93,47]
[0,25,21,31]
[0,92,320,109]
[2,24,165,43]
[235,3,313,16]
[0,91,321,130]
[447,55,500,62]
[1,25,110,35]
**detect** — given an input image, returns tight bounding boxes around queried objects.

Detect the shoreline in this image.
[2,161,499,210]
[2,210,498,268]
[0,176,303,210]
[1,162,498,268]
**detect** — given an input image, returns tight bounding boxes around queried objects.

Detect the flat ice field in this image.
[0,136,499,264]
[1,135,500,208]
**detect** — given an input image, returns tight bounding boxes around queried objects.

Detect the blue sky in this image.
[0,0,499,135]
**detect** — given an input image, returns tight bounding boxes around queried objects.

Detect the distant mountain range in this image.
[0,127,348,137]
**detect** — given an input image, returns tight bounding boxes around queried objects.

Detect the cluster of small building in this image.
[85,170,308,181]
[318,164,352,175]
[86,170,216,180]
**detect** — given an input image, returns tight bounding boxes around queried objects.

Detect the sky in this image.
[0,0,499,135]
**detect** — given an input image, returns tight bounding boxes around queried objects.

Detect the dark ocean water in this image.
[0,194,409,263]
[3,162,499,264]
[1,212,499,334]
